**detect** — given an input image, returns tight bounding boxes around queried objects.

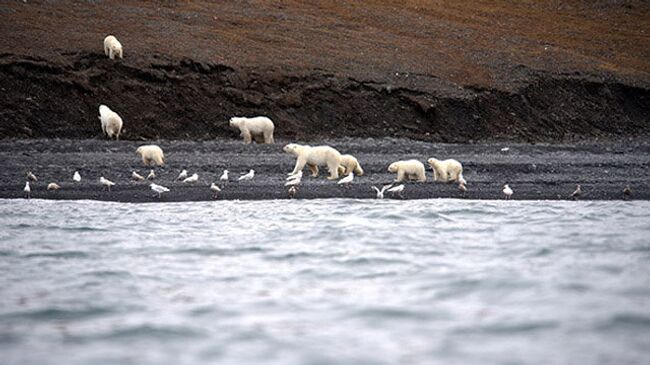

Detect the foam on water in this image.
[1,199,649,365]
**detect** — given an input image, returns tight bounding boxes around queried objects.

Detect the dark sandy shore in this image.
[1,138,648,202]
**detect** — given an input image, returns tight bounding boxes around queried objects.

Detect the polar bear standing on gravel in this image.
[388,159,427,182]
[98,105,123,140]
[337,154,364,176]
[103,35,123,60]
[427,158,466,184]
[229,116,275,144]
[283,143,342,180]
[136,145,165,166]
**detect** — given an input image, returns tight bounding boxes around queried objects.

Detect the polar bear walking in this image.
[427,158,466,184]
[388,160,427,182]
[337,154,364,177]
[136,145,165,166]
[98,105,123,140]
[103,35,123,60]
[229,116,275,144]
[283,143,342,180]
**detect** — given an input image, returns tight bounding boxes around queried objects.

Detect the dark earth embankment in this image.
[1,1,649,142]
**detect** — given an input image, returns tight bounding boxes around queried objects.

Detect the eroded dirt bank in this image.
[0,1,649,142]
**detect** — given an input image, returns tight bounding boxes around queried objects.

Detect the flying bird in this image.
[146,170,156,180]
[73,171,81,182]
[371,184,392,199]
[132,171,145,181]
[503,184,513,200]
[150,183,170,198]
[24,182,31,199]
[570,184,581,200]
[27,171,38,182]
[176,169,188,181]
[210,183,221,199]
[238,169,255,181]
[337,172,354,188]
[183,173,199,183]
[47,183,61,191]
[387,184,405,199]
[100,177,115,191]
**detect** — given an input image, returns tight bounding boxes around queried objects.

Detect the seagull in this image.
[287,170,303,181]
[73,171,81,182]
[150,183,170,198]
[27,171,38,182]
[458,182,468,197]
[47,182,61,191]
[500,147,510,153]
[132,171,145,181]
[146,170,156,180]
[503,184,513,200]
[100,177,115,191]
[176,169,188,181]
[288,186,298,199]
[337,172,354,188]
[371,184,392,199]
[210,183,221,199]
[24,181,31,199]
[220,169,229,182]
[570,184,581,200]
[238,169,255,181]
[623,185,632,200]
[387,184,405,199]
[285,175,301,186]
[183,173,199,183]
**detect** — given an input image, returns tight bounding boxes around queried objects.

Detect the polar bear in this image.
[427,158,466,184]
[98,105,123,140]
[136,145,165,166]
[229,116,275,144]
[388,159,427,182]
[283,143,342,180]
[103,35,123,60]
[337,154,364,176]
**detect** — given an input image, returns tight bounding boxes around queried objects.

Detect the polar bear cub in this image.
[337,154,364,176]
[136,145,165,166]
[388,159,427,182]
[427,158,466,184]
[98,105,123,140]
[229,116,275,144]
[103,35,123,60]
[283,143,342,180]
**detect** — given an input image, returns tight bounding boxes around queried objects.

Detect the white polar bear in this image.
[229,116,275,144]
[283,143,342,180]
[337,154,364,176]
[103,35,123,60]
[388,159,427,182]
[427,158,466,184]
[98,105,123,140]
[136,145,165,166]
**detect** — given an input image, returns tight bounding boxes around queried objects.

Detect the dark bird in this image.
[623,185,632,200]
[27,171,38,182]
[570,184,581,200]
[288,186,298,199]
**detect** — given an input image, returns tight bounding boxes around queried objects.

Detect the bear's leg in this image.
[252,133,264,144]
[241,129,252,144]
[326,160,340,180]
[308,164,319,177]
[291,157,307,175]
[337,165,346,176]
[264,130,274,144]
[109,48,115,60]
[395,170,405,182]
[118,49,123,59]
[417,171,426,182]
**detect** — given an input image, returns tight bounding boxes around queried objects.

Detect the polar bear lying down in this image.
[388,159,427,182]
[283,143,342,180]
[229,116,275,144]
[427,158,466,184]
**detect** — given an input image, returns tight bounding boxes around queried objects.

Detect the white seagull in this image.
[27,171,38,182]
[100,176,115,191]
[146,169,156,180]
[176,169,188,181]
[150,183,169,198]
[24,181,31,199]
[220,169,229,182]
[210,183,221,199]
[73,171,81,182]
[387,184,405,199]
[337,172,354,188]
[132,171,145,181]
[238,169,255,181]
[183,173,199,183]
[371,184,392,199]
[503,184,513,200]
[287,170,303,181]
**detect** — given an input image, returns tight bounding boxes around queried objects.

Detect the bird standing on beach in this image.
[27,171,38,182]
[337,172,354,188]
[220,169,229,182]
[210,183,221,199]
[239,169,255,181]
[177,169,188,181]
[288,186,298,199]
[24,182,31,199]
[458,182,468,197]
[147,170,156,180]
[150,183,169,198]
[100,177,115,191]
[183,173,199,183]
[623,185,632,200]
[47,183,61,191]
[132,171,145,181]
[570,184,581,200]
[387,184,405,199]
[371,184,392,199]
[73,171,81,182]
[503,184,513,200]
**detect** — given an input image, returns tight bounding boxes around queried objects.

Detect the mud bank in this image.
[1,138,648,202]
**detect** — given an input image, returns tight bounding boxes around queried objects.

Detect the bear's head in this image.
[427,158,440,168]
[136,146,143,155]
[99,105,110,116]
[388,162,399,173]
[283,143,299,155]
[229,117,243,128]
